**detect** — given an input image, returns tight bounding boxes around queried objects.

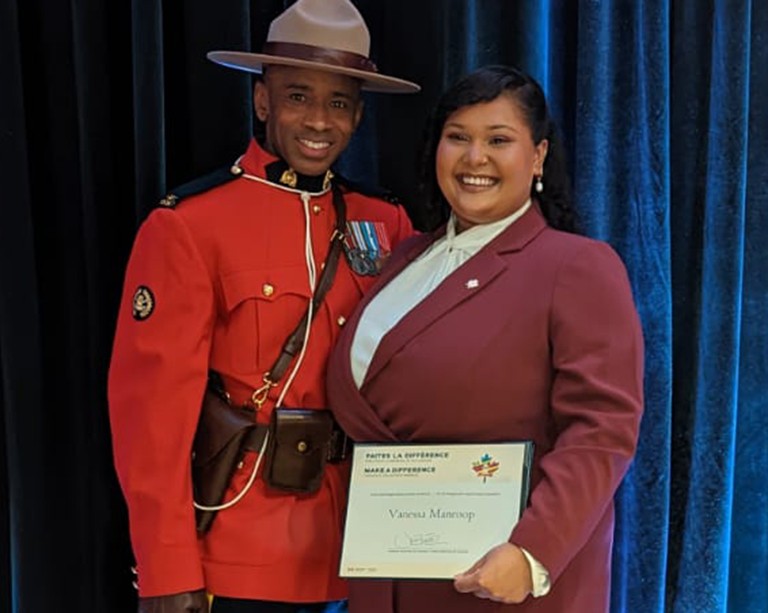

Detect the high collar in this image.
[238,139,333,193]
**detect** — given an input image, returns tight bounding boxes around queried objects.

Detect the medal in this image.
[343,221,392,276]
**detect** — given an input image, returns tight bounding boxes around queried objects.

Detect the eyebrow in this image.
[444,121,520,133]
[285,83,311,91]
[488,124,519,132]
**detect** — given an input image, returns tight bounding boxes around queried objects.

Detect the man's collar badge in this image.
[278,168,334,191]
[279,168,298,188]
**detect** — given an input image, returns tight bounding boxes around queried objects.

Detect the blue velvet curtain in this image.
[1,1,766,611]
[357,4,768,606]
[458,2,767,612]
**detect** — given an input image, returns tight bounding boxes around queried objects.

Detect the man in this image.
[108,1,419,612]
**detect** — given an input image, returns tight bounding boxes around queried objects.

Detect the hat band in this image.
[262,42,379,74]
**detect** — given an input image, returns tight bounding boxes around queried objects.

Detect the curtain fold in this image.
[1,1,766,611]
[0,0,45,610]
[570,4,673,612]
[728,4,768,611]
[132,0,166,219]
[669,2,764,611]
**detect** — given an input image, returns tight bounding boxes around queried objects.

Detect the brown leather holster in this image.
[191,387,267,533]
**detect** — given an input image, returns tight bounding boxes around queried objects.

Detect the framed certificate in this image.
[339,442,533,579]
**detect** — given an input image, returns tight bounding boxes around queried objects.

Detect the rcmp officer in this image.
[108,1,419,612]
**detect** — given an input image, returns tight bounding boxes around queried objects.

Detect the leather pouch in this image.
[264,408,334,494]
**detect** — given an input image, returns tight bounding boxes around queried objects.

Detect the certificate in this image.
[339,442,533,579]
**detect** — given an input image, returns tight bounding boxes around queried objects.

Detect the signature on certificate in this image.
[393,532,449,548]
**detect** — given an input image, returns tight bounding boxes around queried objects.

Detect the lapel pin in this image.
[466,279,479,289]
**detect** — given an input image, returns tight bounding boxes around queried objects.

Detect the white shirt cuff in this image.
[519,547,551,597]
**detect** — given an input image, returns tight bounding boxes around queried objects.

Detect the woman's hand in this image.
[453,543,533,604]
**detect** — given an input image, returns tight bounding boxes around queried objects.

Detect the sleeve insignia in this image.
[131,286,155,321]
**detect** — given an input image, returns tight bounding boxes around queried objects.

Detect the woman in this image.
[326,65,644,612]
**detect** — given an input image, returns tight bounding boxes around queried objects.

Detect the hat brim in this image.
[207,51,420,94]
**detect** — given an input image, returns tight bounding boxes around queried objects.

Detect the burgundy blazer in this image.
[326,206,644,613]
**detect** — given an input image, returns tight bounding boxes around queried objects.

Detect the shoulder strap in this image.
[158,165,242,208]
[250,184,347,407]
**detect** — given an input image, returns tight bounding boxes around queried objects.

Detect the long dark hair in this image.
[419,65,579,233]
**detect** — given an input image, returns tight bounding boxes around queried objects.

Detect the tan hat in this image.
[207,0,419,94]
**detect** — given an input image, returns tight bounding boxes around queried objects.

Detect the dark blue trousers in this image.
[211,597,347,613]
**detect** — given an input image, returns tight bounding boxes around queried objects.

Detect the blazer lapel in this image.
[329,234,436,442]
[363,207,548,387]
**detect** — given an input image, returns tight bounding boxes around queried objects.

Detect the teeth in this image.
[460,175,496,187]
[299,139,331,150]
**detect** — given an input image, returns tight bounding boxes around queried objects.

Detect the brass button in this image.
[337,316,346,327]
[312,204,322,215]
[297,441,308,453]
[262,283,275,297]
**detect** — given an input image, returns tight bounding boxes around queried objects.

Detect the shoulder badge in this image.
[132,286,155,321]
[156,165,242,209]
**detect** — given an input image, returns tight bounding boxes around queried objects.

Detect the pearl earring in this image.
[535,175,544,194]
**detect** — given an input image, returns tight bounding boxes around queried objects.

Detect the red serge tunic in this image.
[108,140,414,601]
[326,207,644,612]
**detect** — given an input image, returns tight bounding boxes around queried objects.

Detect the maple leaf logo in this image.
[472,453,500,483]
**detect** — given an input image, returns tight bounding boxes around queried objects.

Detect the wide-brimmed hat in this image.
[207,0,420,94]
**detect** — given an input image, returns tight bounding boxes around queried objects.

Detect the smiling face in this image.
[253,65,364,176]
[435,94,548,232]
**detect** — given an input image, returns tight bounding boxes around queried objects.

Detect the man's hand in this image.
[453,543,533,604]
[138,589,209,613]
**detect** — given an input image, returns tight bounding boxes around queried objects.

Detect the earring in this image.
[534,175,544,193]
